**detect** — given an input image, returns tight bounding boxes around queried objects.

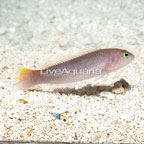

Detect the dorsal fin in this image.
[42,46,99,69]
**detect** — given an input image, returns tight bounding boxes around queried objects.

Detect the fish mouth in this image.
[132,53,135,59]
[130,52,135,62]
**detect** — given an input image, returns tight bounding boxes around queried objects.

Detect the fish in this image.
[16,48,134,90]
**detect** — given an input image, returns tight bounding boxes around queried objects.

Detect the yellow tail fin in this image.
[17,68,31,81]
[15,68,35,90]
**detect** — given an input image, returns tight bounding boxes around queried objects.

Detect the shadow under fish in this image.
[53,78,131,96]
[31,78,131,97]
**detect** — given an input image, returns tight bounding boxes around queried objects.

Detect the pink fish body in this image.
[17,48,134,89]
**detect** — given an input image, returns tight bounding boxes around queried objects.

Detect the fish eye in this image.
[123,52,129,58]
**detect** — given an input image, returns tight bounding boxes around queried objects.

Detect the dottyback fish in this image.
[16,48,134,89]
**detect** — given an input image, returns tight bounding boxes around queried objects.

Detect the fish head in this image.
[106,49,134,72]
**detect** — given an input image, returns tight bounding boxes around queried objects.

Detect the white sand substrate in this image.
[0,0,144,143]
